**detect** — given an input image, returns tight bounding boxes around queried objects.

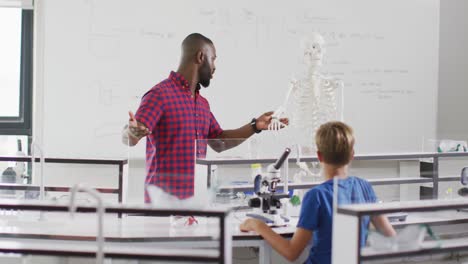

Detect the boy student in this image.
[240,121,396,264]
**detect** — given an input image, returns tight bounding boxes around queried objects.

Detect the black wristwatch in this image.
[250,118,262,134]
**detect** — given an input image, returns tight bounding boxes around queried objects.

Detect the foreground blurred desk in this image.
[0,200,233,263]
[391,210,468,228]
[335,199,468,264]
[0,201,296,263]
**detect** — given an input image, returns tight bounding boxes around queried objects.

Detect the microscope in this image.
[246,148,291,226]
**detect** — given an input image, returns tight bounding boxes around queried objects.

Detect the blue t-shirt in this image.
[297,176,377,264]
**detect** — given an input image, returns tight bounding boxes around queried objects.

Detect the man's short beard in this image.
[199,61,211,88]
[200,78,210,88]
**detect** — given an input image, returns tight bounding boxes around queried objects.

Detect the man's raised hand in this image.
[128,111,150,138]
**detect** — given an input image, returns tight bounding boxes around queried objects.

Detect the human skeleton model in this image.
[269,33,343,182]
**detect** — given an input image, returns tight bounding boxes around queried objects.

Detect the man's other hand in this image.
[256,111,289,131]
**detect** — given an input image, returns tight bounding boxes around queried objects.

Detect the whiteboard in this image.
[40,0,439,158]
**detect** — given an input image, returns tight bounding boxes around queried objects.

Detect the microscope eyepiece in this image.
[273,148,291,170]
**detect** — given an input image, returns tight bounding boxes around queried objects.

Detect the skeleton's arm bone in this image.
[272,78,298,118]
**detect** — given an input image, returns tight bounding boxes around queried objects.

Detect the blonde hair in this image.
[315,121,355,166]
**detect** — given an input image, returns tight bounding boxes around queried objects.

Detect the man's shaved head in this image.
[181,33,213,63]
[179,33,217,88]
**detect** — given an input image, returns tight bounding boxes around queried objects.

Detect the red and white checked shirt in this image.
[135,71,223,202]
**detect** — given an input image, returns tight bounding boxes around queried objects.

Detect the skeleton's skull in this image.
[301,33,325,67]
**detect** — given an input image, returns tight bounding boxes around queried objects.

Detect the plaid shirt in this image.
[135,71,223,202]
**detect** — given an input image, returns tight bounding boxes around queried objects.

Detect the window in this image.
[0,7,33,135]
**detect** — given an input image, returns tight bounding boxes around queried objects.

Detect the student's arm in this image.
[371,215,396,237]
[240,219,312,262]
[364,180,396,237]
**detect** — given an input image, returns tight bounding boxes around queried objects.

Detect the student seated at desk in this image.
[240,121,396,264]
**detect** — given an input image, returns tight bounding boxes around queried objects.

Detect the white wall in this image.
[432,0,468,206]
[438,0,468,140]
